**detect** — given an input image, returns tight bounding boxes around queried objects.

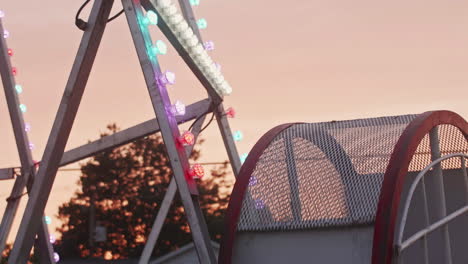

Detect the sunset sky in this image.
[0,0,467,242]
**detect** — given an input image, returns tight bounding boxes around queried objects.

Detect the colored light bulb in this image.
[49,235,56,244]
[28,142,35,150]
[24,122,31,132]
[19,104,27,113]
[189,164,204,179]
[189,0,200,6]
[178,131,195,146]
[170,100,185,116]
[45,216,52,225]
[233,130,243,141]
[254,199,265,209]
[196,18,207,29]
[159,71,176,85]
[240,153,248,164]
[33,160,40,169]
[203,41,214,51]
[3,30,9,38]
[152,40,167,55]
[0,10,4,18]
[225,107,235,118]
[15,84,22,94]
[157,0,171,7]
[143,10,158,25]
[249,176,257,186]
[7,48,13,56]
[11,67,17,76]
[53,252,60,262]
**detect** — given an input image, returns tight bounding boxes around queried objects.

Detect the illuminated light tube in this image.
[240,153,248,164]
[154,0,233,97]
[178,131,195,146]
[142,10,158,26]
[254,199,265,209]
[189,0,200,6]
[159,71,176,85]
[204,41,214,51]
[168,13,183,26]
[170,100,185,116]
[174,21,189,34]
[152,40,167,55]
[249,176,257,186]
[15,84,22,94]
[196,18,207,29]
[225,107,236,118]
[189,164,204,179]
[24,123,31,132]
[19,104,27,113]
[233,130,243,141]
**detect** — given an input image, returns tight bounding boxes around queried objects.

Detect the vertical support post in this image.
[7,1,114,262]
[139,113,207,264]
[122,0,216,263]
[428,127,452,264]
[284,136,302,221]
[0,18,54,263]
[461,157,468,204]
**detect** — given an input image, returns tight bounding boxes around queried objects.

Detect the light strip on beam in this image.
[153,0,232,97]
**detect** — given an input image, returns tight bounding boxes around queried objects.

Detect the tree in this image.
[55,124,232,260]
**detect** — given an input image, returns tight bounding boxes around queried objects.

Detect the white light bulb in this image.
[180,27,194,40]
[185,35,198,47]
[164,5,177,16]
[157,0,172,8]
[169,14,183,26]
[0,10,4,18]
[190,44,204,56]
[175,21,189,33]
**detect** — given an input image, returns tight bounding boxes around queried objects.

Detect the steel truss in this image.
[1,0,241,263]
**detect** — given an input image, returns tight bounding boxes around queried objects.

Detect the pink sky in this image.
[1,0,467,242]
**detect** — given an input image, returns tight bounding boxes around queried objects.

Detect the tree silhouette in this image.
[55,124,232,260]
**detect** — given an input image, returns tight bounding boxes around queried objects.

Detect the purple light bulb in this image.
[28,142,35,150]
[248,176,257,186]
[24,123,31,132]
[254,199,265,210]
[203,41,215,51]
[159,71,176,85]
[49,235,56,244]
[3,30,9,39]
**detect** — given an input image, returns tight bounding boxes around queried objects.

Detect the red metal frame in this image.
[218,111,468,264]
[218,123,295,264]
[372,110,468,264]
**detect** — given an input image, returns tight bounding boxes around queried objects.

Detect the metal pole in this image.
[0,18,54,264]
[139,108,208,264]
[428,128,452,264]
[122,1,216,262]
[7,1,114,262]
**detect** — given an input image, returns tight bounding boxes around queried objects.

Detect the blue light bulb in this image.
[196,18,207,29]
[233,130,243,141]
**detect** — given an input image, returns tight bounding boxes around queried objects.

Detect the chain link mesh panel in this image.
[238,114,418,231]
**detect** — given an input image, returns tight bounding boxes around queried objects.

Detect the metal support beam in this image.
[0,18,54,263]
[139,101,208,264]
[123,0,216,262]
[140,0,222,104]
[428,128,452,264]
[7,1,114,262]
[0,168,14,180]
[60,99,211,166]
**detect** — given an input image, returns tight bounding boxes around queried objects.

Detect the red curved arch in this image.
[372,110,468,264]
[218,123,296,264]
